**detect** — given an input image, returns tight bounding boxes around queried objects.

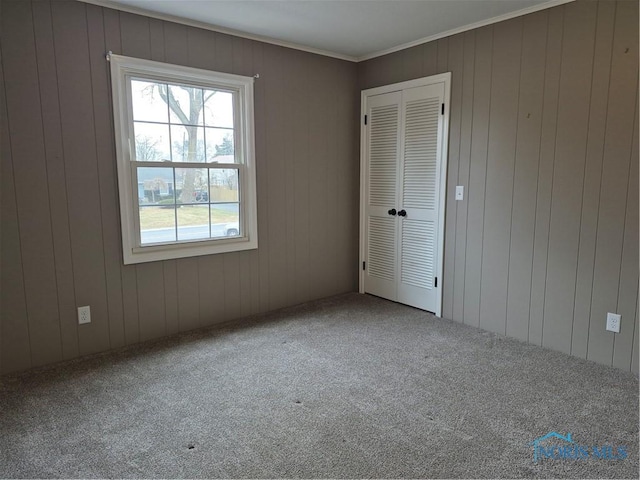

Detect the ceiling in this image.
[85,0,572,61]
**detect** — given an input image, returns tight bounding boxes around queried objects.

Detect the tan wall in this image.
[360,0,639,372]
[0,0,360,374]
[2,0,638,375]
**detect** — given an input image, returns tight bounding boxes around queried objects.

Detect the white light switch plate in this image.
[455,185,464,201]
[606,312,621,333]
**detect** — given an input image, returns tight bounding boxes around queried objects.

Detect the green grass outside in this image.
[139,205,238,230]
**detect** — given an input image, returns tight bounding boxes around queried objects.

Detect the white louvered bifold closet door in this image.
[363,82,445,313]
[396,84,444,311]
[363,91,402,301]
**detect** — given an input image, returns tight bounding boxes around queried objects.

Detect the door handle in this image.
[398,209,407,217]
[388,208,397,216]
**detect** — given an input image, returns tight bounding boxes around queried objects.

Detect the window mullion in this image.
[167,83,172,161]
[208,169,212,239]
[173,167,178,242]
[131,160,241,169]
[131,162,142,247]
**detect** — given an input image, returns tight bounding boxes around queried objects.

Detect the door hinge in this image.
[441,103,445,115]
[364,114,368,125]
[362,261,366,270]
[434,277,438,287]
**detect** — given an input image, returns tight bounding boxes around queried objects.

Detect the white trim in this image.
[359,73,451,318]
[78,0,357,62]
[356,0,575,61]
[361,74,452,98]
[437,75,452,319]
[79,0,573,63]
[109,54,258,264]
[358,90,367,295]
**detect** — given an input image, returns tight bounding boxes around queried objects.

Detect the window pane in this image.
[209,169,239,202]
[206,128,235,163]
[131,80,169,123]
[137,167,175,204]
[139,206,177,244]
[177,205,210,241]
[134,122,171,161]
[175,167,208,204]
[204,90,234,128]
[168,84,204,126]
[211,203,240,238]
[171,125,205,163]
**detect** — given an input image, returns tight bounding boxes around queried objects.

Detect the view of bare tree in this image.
[143,84,216,202]
[135,135,161,161]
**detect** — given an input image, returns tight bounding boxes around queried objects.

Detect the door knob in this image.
[398,209,407,217]
[388,208,397,216]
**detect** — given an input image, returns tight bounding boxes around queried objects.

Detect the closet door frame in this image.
[359,73,451,317]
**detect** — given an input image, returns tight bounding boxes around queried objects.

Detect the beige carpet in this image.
[1,293,638,478]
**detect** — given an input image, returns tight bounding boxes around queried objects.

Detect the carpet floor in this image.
[0,293,638,479]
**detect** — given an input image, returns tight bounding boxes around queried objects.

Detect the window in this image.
[109,54,257,264]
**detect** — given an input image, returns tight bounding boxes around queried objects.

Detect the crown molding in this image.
[357,0,575,61]
[78,0,575,64]
[77,0,358,62]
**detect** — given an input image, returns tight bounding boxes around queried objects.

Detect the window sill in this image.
[124,236,258,264]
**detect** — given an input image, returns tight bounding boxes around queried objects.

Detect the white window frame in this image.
[109,54,257,264]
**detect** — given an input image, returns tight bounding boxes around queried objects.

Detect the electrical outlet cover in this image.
[78,306,91,325]
[606,312,620,333]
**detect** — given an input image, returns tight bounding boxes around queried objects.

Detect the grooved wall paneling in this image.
[570,0,616,359]
[359,0,638,371]
[505,11,547,343]
[0,0,359,374]
[542,0,598,355]
[1,0,638,374]
[462,26,493,329]
[586,0,638,366]
[1,43,31,373]
[528,6,565,347]
[479,17,522,335]
[442,33,463,320]
[3,0,62,368]
[451,30,475,325]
